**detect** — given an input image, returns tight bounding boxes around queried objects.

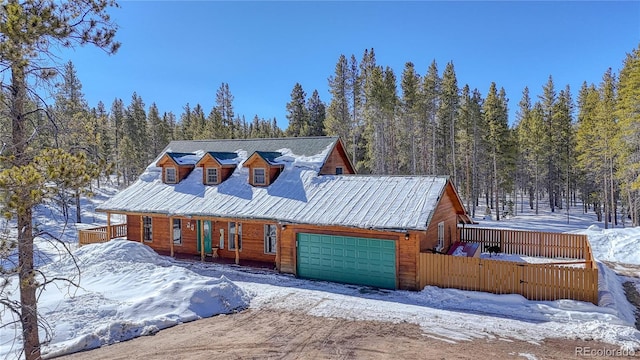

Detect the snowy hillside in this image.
[1,188,639,359]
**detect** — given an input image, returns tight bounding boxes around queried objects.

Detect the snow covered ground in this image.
[1,189,640,359]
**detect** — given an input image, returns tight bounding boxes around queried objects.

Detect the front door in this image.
[197,220,213,254]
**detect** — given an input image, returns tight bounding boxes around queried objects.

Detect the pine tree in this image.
[553,85,575,213]
[148,103,166,155]
[54,61,89,151]
[122,93,148,184]
[205,107,223,139]
[306,90,326,136]
[421,60,440,175]
[358,48,378,172]
[576,82,603,219]
[110,98,125,186]
[539,76,559,212]
[163,111,177,142]
[483,83,511,220]
[399,62,421,174]
[285,83,308,137]
[215,83,235,138]
[325,55,352,154]
[190,104,207,139]
[348,54,363,166]
[177,103,192,140]
[436,62,459,181]
[515,87,536,212]
[615,44,640,226]
[597,69,619,227]
[95,101,113,186]
[457,85,475,208]
[0,1,119,357]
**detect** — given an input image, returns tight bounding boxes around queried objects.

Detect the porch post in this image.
[139,216,144,243]
[106,212,111,241]
[200,220,205,262]
[169,216,174,258]
[234,222,240,265]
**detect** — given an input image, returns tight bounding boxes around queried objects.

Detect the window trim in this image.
[264,224,277,254]
[335,166,344,175]
[436,221,445,252]
[165,167,177,184]
[143,216,153,242]
[173,218,182,246]
[228,222,242,250]
[205,167,219,185]
[253,168,266,185]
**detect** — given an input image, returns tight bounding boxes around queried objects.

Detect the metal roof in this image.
[162,137,339,158]
[98,167,451,231]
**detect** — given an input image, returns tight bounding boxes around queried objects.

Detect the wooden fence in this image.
[78,224,127,247]
[418,227,599,304]
[459,227,594,262]
[418,253,599,304]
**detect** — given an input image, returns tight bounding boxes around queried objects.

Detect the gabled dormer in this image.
[156,152,197,184]
[244,151,284,187]
[318,138,356,175]
[195,152,238,185]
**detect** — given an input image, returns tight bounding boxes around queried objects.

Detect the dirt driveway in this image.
[60,309,626,360]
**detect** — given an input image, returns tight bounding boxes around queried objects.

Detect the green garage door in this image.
[297,233,396,289]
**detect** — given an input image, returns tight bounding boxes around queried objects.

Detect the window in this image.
[253,168,266,185]
[335,167,344,175]
[264,224,277,254]
[206,168,218,184]
[228,222,242,250]
[436,221,445,252]
[165,167,177,183]
[173,219,182,245]
[143,216,153,242]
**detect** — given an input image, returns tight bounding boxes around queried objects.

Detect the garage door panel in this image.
[297,233,396,289]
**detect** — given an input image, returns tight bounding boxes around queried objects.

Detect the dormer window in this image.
[244,151,284,187]
[165,167,177,183]
[206,168,219,184]
[196,152,238,186]
[253,168,266,185]
[157,152,197,184]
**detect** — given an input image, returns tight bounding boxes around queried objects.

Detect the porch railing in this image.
[78,223,127,247]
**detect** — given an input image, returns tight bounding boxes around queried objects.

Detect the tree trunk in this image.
[12,64,42,360]
[75,190,81,223]
[451,117,456,185]
[603,175,609,230]
[610,158,616,226]
[493,152,500,221]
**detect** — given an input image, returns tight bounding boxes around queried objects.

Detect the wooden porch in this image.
[77,223,127,247]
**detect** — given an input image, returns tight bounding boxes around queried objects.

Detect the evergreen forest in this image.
[2,46,639,227]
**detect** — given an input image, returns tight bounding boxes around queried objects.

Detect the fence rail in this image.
[419,253,599,304]
[78,224,127,247]
[459,227,593,263]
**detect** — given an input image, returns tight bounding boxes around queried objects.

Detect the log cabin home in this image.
[97,136,471,290]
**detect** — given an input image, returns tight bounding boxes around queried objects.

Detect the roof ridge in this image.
[169,136,338,143]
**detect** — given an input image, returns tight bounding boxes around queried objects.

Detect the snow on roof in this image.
[252,151,283,165]
[98,162,449,231]
[166,152,201,166]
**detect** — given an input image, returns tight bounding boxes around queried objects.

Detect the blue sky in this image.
[63,1,640,128]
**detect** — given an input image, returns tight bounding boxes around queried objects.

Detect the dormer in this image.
[195,152,238,185]
[244,151,284,187]
[156,152,197,184]
[318,138,356,175]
